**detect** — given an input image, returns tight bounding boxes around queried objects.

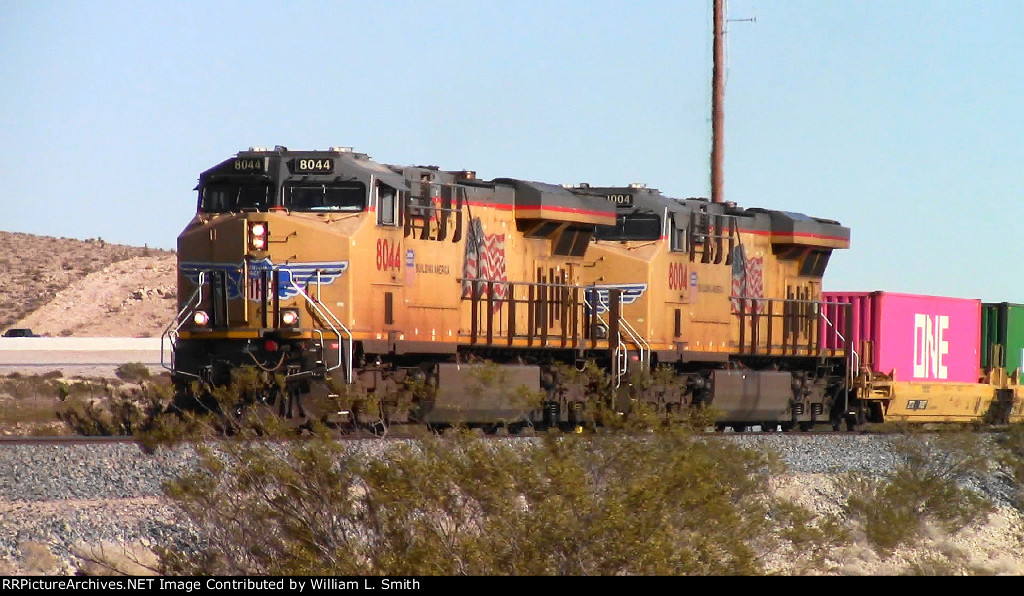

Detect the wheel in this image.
[732,424,748,433]
[278,385,302,419]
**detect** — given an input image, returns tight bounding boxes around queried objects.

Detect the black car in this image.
[2,328,38,337]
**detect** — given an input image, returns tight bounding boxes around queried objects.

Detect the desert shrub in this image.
[838,432,994,555]
[992,423,1024,510]
[57,381,172,436]
[901,553,968,576]
[0,373,130,432]
[71,542,160,576]
[115,362,151,383]
[0,373,60,400]
[156,424,844,576]
[0,397,60,429]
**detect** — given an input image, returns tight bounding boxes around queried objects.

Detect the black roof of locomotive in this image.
[198,147,848,243]
[565,183,849,243]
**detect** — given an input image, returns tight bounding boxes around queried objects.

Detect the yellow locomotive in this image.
[165,146,854,431]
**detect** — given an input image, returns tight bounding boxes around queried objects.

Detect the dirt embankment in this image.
[14,255,177,338]
[0,231,177,338]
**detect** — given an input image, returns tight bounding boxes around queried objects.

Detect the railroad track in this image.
[0,426,866,447]
[0,435,142,446]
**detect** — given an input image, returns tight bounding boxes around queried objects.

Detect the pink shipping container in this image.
[820,292,981,383]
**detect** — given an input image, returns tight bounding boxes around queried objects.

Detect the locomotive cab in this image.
[194,148,382,215]
[168,147,403,422]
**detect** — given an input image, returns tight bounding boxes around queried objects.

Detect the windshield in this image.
[200,182,272,213]
[284,182,366,212]
[594,213,662,241]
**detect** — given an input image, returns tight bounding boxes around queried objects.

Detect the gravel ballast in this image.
[0,434,1021,575]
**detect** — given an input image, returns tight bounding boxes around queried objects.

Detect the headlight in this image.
[192,310,210,327]
[280,308,300,327]
[249,221,268,250]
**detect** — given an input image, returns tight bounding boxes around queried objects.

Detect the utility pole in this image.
[711,0,725,204]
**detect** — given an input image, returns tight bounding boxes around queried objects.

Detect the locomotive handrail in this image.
[818,307,858,379]
[581,289,649,388]
[618,316,650,367]
[733,295,849,358]
[689,210,740,264]
[285,274,353,384]
[461,277,589,348]
[161,271,207,377]
[310,270,339,376]
[614,340,628,388]
[580,291,626,387]
[404,190,463,242]
[459,277,650,366]
[818,304,857,426]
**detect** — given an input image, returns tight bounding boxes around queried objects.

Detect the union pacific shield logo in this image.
[180,258,348,300]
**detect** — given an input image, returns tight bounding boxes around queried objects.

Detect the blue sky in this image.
[1,0,1020,302]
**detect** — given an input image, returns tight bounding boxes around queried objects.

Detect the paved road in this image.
[0,338,165,377]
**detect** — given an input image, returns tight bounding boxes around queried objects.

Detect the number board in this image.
[605,193,633,206]
[292,158,335,174]
[234,158,266,172]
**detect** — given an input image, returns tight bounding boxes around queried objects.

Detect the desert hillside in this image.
[0,231,177,338]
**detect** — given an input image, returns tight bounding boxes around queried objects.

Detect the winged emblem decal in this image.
[584,283,648,314]
[180,258,349,301]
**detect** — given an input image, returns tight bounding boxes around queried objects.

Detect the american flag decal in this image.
[730,244,764,314]
[744,255,764,314]
[462,217,508,311]
[248,276,265,302]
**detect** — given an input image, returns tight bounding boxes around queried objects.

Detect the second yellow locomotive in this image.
[166,145,853,431]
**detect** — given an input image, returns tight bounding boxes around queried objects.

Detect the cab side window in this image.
[670,216,688,252]
[376,181,399,226]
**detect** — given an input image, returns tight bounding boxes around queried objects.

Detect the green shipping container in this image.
[981,302,1024,376]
